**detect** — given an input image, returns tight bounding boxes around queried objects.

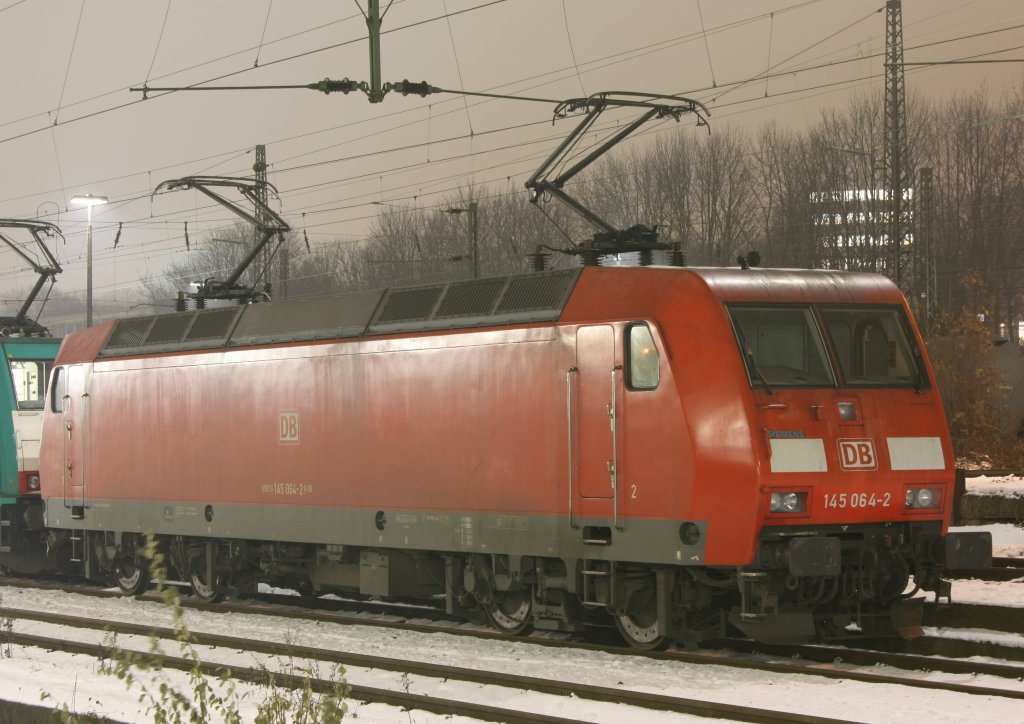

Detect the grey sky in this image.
[0,0,1020,306]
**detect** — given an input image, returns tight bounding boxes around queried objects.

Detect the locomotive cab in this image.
[724,296,991,641]
[0,338,59,568]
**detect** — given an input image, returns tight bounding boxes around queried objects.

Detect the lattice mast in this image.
[253,145,276,297]
[883,0,912,295]
[917,167,936,329]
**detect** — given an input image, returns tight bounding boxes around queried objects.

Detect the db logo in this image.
[838,439,876,470]
[278,411,300,444]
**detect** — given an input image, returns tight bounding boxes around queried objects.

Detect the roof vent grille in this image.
[105,318,154,349]
[435,278,505,318]
[496,269,577,314]
[186,308,240,341]
[377,286,444,324]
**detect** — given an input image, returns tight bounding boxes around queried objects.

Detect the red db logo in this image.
[838,439,876,470]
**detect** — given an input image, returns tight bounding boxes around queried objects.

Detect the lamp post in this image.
[70,194,108,327]
[445,202,479,278]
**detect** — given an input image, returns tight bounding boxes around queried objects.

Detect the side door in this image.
[61,364,89,510]
[573,325,619,519]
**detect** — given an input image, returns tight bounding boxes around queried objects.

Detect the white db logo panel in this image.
[838,439,876,470]
[279,411,300,444]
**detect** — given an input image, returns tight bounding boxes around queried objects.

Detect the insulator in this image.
[639,249,653,267]
[528,246,550,272]
[670,243,686,268]
[400,80,432,96]
[184,221,190,250]
[310,77,358,94]
[175,291,186,313]
[113,222,123,248]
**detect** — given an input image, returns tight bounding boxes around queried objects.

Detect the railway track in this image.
[3,578,1024,716]
[4,575,1024,672]
[1,606,876,724]
[947,556,1024,582]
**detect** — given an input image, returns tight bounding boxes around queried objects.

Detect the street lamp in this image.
[444,202,479,278]
[70,194,108,327]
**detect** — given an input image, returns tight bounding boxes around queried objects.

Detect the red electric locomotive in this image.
[22,264,989,647]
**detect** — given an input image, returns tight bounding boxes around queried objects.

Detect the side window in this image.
[51,367,65,413]
[627,324,660,390]
[9,360,49,410]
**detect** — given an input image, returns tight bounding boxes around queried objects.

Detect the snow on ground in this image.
[1,581,1023,724]
[1,516,1022,722]
[952,522,1024,559]
[964,475,1024,500]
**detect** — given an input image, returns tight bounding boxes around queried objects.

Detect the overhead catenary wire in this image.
[0,0,509,146]
[10,50,1009,286]
[145,0,173,84]
[696,0,717,88]
[253,0,275,68]
[4,2,1019,290]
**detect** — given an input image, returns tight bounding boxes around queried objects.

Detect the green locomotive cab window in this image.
[729,305,835,388]
[10,359,49,410]
[628,324,660,390]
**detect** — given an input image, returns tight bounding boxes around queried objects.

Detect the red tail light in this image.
[18,471,41,494]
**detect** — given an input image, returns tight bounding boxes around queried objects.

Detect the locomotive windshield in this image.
[820,306,924,388]
[728,304,926,389]
[729,306,834,387]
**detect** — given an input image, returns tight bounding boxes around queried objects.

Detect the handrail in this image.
[566,367,578,528]
[610,364,623,530]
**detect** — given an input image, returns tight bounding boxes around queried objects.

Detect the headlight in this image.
[770,491,807,513]
[27,474,40,490]
[905,487,939,509]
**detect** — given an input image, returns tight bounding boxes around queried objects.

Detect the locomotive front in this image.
[712,269,991,642]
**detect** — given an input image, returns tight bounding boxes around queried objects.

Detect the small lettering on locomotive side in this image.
[768,430,805,439]
[260,482,314,496]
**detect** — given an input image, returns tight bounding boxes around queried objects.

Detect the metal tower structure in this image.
[253,144,270,294]
[252,145,288,299]
[917,167,936,329]
[883,0,912,296]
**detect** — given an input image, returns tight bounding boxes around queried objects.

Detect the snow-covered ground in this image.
[955,474,1024,560]
[1,517,1022,724]
[0,571,1022,724]
[2,477,1021,723]
[962,474,1024,502]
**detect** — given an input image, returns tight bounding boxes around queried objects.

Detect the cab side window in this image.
[51,367,65,413]
[627,324,660,390]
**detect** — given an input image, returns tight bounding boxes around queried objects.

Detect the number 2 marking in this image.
[630,483,638,499]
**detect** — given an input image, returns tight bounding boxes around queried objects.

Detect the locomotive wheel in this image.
[484,589,533,635]
[614,588,670,650]
[189,558,225,603]
[113,559,150,596]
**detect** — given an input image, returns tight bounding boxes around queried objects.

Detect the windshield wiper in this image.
[913,349,927,394]
[735,326,774,395]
